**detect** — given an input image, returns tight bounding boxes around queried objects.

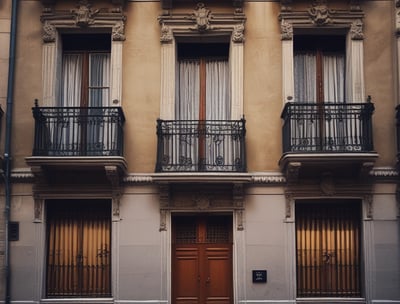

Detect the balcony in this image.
[25,103,127,186]
[155,119,246,175]
[279,102,378,181]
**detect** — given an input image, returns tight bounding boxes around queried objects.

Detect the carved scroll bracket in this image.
[34,195,44,223]
[233,183,245,230]
[364,194,373,220]
[159,184,170,231]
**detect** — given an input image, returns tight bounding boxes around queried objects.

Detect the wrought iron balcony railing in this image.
[281,102,375,154]
[32,104,125,156]
[156,119,246,172]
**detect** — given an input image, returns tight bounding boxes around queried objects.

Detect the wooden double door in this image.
[172,215,233,304]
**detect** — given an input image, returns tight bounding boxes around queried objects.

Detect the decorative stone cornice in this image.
[251,172,286,184]
[369,167,399,178]
[158,3,246,44]
[279,0,364,41]
[40,0,127,43]
[10,167,400,184]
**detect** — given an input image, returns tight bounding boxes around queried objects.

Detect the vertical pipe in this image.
[4,0,19,303]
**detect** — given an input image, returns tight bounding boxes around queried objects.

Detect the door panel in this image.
[174,246,200,304]
[205,246,232,304]
[172,216,233,304]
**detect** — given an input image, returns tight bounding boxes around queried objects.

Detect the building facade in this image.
[0,0,399,303]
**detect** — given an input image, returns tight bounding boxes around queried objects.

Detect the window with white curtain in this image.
[292,35,349,151]
[168,43,235,171]
[294,35,345,104]
[51,34,112,156]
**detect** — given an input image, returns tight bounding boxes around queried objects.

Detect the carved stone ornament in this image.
[72,0,99,27]
[112,21,125,41]
[194,193,211,210]
[320,172,335,196]
[349,0,362,12]
[42,21,57,42]
[160,24,173,43]
[41,0,126,43]
[308,0,334,25]
[232,23,245,43]
[158,4,246,45]
[281,0,292,12]
[34,197,43,223]
[279,1,365,44]
[365,195,373,219]
[112,197,120,220]
[350,19,364,40]
[280,19,293,41]
[285,193,292,219]
[190,3,212,32]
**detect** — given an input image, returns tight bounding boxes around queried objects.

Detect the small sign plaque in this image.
[252,270,267,283]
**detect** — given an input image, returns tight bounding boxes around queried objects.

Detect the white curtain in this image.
[323,54,346,150]
[323,54,345,103]
[176,60,200,120]
[51,54,83,155]
[206,60,231,120]
[89,53,111,107]
[60,54,82,107]
[294,53,317,150]
[88,53,111,155]
[294,53,316,103]
[205,60,232,169]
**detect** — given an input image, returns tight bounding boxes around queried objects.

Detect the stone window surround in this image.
[40,0,126,107]
[279,0,366,104]
[158,3,246,120]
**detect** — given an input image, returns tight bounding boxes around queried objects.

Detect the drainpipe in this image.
[4,0,19,303]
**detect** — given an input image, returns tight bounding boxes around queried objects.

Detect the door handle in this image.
[206,277,210,284]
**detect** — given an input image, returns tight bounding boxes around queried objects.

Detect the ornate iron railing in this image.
[32,104,125,156]
[156,119,246,172]
[281,102,375,153]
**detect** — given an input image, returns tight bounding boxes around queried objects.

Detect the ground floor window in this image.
[295,200,361,297]
[46,199,111,297]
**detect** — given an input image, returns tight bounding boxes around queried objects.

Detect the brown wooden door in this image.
[172,216,233,304]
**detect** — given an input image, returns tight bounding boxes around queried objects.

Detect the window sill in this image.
[41,298,114,304]
[296,298,365,304]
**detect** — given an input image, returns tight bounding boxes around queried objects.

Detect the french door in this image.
[172,215,233,304]
[293,35,347,151]
[55,34,112,155]
[175,41,232,169]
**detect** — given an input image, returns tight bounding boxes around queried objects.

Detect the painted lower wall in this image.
[5,182,400,304]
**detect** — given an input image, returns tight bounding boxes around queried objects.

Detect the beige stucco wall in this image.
[12,0,42,169]
[8,0,399,172]
[364,1,397,167]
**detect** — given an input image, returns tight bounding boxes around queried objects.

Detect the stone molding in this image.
[158,3,246,44]
[10,167,400,184]
[40,0,127,42]
[279,0,364,41]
